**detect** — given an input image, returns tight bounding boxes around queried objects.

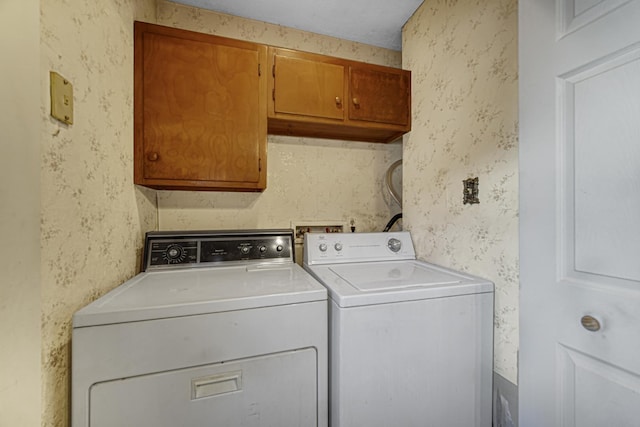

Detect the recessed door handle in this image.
[191,371,242,400]
[581,315,601,332]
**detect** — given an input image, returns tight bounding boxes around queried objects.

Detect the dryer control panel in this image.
[142,229,294,271]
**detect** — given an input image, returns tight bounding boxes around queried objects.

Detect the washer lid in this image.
[306,260,493,307]
[330,262,461,291]
[73,263,327,327]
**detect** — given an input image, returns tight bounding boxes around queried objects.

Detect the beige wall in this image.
[0,0,42,425]
[40,1,158,425]
[155,1,403,233]
[402,0,519,384]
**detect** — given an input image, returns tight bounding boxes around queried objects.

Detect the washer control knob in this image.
[387,238,402,253]
[276,244,284,252]
[334,243,343,251]
[319,243,328,252]
[241,246,250,255]
[259,245,267,253]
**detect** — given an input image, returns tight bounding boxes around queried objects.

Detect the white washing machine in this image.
[304,231,494,427]
[72,229,328,427]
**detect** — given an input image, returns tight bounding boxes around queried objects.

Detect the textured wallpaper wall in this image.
[38,3,404,425]
[402,0,519,384]
[40,1,158,425]
[155,1,403,233]
[35,1,518,424]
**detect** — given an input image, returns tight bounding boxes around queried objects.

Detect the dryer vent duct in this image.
[383,159,402,232]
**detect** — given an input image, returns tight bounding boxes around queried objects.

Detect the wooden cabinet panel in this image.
[134,22,267,191]
[268,47,411,143]
[273,55,344,120]
[349,66,410,126]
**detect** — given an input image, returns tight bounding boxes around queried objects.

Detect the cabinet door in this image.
[348,66,410,127]
[135,22,267,191]
[271,49,344,120]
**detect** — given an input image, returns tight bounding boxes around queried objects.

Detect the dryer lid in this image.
[73,263,326,327]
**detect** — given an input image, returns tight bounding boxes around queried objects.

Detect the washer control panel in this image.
[143,229,294,271]
[304,231,416,265]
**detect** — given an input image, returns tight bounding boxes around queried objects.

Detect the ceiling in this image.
[169,0,424,51]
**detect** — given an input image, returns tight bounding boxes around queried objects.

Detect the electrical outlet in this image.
[293,223,345,241]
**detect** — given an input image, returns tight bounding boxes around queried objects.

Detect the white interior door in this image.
[519,0,640,426]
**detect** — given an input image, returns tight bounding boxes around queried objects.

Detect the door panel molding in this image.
[557,43,640,289]
[557,0,632,39]
[557,344,640,427]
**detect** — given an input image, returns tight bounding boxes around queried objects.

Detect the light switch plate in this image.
[50,71,73,125]
[463,177,480,204]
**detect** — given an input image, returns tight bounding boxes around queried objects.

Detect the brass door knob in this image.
[352,97,360,107]
[335,96,342,107]
[147,152,159,162]
[581,315,601,332]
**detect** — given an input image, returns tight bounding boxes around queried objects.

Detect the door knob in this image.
[147,152,159,162]
[580,315,601,332]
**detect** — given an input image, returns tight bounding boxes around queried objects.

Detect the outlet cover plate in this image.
[463,177,480,204]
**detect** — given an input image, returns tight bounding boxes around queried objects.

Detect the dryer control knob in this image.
[334,243,343,251]
[319,243,328,252]
[164,244,186,263]
[387,238,402,253]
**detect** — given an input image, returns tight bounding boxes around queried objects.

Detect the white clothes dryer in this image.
[72,229,328,427]
[304,231,494,427]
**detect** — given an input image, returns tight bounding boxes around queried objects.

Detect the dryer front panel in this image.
[90,349,317,427]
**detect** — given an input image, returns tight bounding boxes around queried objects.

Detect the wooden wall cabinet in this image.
[268,47,411,143]
[134,22,267,191]
[134,24,411,191]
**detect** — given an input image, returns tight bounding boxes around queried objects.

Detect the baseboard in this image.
[493,372,518,427]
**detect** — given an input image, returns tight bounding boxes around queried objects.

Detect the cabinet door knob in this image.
[335,96,342,107]
[147,152,159,162]
[352,97,360,107]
